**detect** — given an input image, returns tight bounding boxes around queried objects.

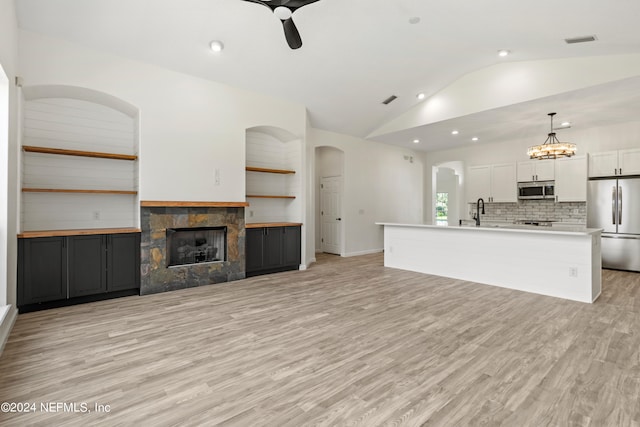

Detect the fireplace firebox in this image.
[166,226,227,267]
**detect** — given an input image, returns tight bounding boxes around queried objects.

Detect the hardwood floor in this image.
[1,253,640,426]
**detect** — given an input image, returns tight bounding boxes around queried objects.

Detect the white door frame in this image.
[320,175,343,255]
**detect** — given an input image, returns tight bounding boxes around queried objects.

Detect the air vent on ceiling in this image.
[382,95,398,105]
[565,35,597,44]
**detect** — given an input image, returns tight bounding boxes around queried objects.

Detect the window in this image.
[436,192,448,226]
[0,64,8,306]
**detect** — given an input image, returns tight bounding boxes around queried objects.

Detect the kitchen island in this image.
[377,223,602,303]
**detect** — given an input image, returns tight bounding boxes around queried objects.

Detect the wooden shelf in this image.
[246,195,296,199]
[23,145,138,161]
[23,188,138,195]
[246,166,295,174]
[18,227,141,239]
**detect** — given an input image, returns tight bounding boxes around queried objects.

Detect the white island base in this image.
[378,223,602,303]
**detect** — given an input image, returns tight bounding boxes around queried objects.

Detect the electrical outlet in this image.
[214,168,221,186]
[249,210,254,217]
[569,267,578,277]
[93,211,100,220]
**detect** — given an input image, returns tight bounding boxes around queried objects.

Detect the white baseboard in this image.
[342,248,384,258]
[299,257,317,270]
[0,305,18,356]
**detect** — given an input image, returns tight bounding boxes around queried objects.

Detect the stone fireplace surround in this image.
[140,202,247,295]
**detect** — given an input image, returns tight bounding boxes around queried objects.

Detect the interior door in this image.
[321,176,342,255]
[617,178,640,235]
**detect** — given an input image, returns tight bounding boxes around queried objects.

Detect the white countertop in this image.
[376,222,602,236]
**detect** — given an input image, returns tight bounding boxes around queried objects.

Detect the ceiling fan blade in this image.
[282,18,302,49]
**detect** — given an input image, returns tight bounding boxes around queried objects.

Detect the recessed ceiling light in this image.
[497,49,510,57]
[416,93,425,100]
[451,130,459,135]
[472,137,479,141]
[413,139,420,144]
[210,40,224,52]
[408,17,421,25]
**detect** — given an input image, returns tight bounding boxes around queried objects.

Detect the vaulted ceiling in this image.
[15,0,640,151]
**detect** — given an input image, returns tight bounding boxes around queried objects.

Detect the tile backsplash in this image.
[468,200,586,223]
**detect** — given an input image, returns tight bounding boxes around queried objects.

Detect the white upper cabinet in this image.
[467,163,516,203]
[491,163,517,202]
[517,159,555,182]
[555,155,587,202]
[619,148,640,176]
[589,148,640,177]
[467,165,491,202]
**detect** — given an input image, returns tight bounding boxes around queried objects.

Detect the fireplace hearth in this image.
[167,226,226,267]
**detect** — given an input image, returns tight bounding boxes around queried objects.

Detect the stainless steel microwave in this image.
[518,181,555,200]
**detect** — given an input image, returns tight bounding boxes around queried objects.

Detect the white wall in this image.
[310,128,423,256]
[423,120,640,224]
[0,0,19,350]
[18,30,307,203]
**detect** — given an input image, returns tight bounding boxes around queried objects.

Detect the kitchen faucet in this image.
[474,198,485,226]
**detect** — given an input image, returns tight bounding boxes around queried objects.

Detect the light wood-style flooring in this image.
[1,253,640,426]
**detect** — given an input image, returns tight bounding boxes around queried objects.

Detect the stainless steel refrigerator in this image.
[588,177,640,272]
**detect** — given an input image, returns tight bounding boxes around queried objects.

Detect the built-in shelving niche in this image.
[20,86,139,232]
[245,126,302,225]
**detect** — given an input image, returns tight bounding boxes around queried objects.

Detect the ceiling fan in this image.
[240,0,321,49]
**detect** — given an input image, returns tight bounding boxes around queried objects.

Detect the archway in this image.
[432,161,464,226]
[314,146,344,255]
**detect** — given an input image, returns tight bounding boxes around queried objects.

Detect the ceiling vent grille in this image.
[565,35,597,44]
[382,95,398,105]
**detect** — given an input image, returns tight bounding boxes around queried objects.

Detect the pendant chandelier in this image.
[527,112,576,159]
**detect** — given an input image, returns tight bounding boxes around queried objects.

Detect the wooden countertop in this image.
[141,201,249,207]
[246,222,303,228]
[18,228,141,238]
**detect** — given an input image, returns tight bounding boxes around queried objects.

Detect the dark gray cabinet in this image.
[18,237,68,305]
[264,227,284,269]
[107,233,141,292]
[18,232,140,311]
[282,226,301,267]
[246,225,301,277]
[246,228,265,273]
[68,235,107,297]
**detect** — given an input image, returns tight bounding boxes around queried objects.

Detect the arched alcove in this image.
[314,146,344,255]
[244,125,302,224]
[20,84,140,231]
[22,85,138,117]
[432,160,464,225]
